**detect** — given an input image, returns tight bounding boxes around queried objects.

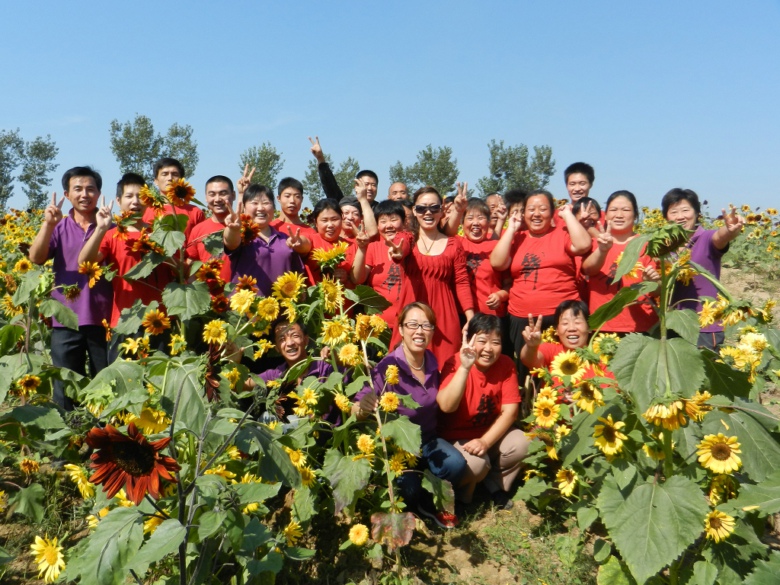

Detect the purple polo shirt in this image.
[226,229,305,296]
[47,213,113,328]
[356,345,440,444]
[671,227,727,333]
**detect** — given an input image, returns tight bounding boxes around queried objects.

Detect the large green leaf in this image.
[154,213,189,233]
[78,360,145,402]
[597,475,709,584]
[381,417,421,455]
[614,234,651,281]
[8,483,45,522]
[597,555,637,585]
[0,324,25,356]
[202,231,225,257]
[744,551,780,585]
[684,561,718,585]
[344,284,392,312]
[160,358,206,431]
[234,425,300,487]
[128,518,186,575]
[672,421,703,464]
[666,309,700,346]
[701,352,752,400]
[5,405,66,440]
[162,281,212,320]
[150,227,186,257]
[123,252,166,281]
[113,298,151,336]
[370,511,415,552]
[610,335,704,413]
[561,409,600,467]
[322,449,372,514]
[590,286,640,331]
[64,507,144,585]
[39,298,79,330]
[11,269,42,306]
[726,470,780,517]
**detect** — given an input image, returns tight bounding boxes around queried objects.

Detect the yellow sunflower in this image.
[704,510,735,543]
[30,535,66,583]
[78,261,103,288]
[591,332,620,363]
[203,319,228,345]
[311,241,350,268]
[272,271,306,301]
[235,274,258,292]
[355,314,372,341]
[321,317,352,346]
[63,463,95,499]
[349,523,369,546]
[334,393,352,413]
[320,275,344,313]
[533,397,560,428]
[571,380,604,414]
[255,297,280,322]
[338,343,362,367]
[697,434,742,475]
[593,414,627,457]
[683,390,712,422]
[541,326,559,344]
[14,257,33,274]
[253,339,275,360]
[389,451,407,473]
[556,469,578,497]
[385,365,400,385]
[168,334,186,356]
[164,178,196,206]
[230,289,256,315]
[357,434,375,454]
[284,520,303,546]
[379,392,400,413]
[299,466,316,488]
[284,447,307,469]
[709,474,739,506]
[15,374,42,397]
[550,350,585,381]
[20,458,39,475]
[141,308,171,336]
[643,400,686,431]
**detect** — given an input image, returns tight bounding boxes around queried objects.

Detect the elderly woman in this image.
[353,302,467,529]
[437,314,528,509]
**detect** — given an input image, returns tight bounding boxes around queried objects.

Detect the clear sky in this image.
[2,1,778,215]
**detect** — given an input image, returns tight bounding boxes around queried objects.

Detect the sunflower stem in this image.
[129,569,144,585]
[662,428,674,479]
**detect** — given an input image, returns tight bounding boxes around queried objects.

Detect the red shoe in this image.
[418,504,459,529]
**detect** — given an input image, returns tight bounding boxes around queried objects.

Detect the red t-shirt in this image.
[507,228,580,317]
[143,203,206,242]
[458,236,509,317]
[363,232,412,329]
[305,233,353,286]
[99,229,175,327]
[186,217,224,262]
[438,354,521,442]
[586,240,658,333]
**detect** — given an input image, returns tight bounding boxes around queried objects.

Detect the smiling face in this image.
[576,204,600,230]
[463,209,490,242]
[400,307,434,354]
[205,180,234,219]
[556,309,590,350]
[472,329,502,371]
[274,322,308,366]
[243,193,274,228]
[388,182,408,201]
[524,195,553,235]
[316,208,343,242]
[360,177,378,202]
[377,213,404,240]
[66,176,100,214]
[665,200,698,231]
[341,205,361,236]
[566,173,592,202]
[605,196,637,235]
[278,187,303,217]
[486,194,504,229]
[413,193,443,233]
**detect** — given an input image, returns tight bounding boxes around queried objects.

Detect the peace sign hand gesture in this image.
[308,136,326,164]
[355,222,371,251]
[454,181,468,212]
[522,314,544,348]
[286,226,303,250]
[596,221,614,252]
[459,330,478,370]
[722,207,745,234]
[95,196,114,231]
[44,192,66,226]
[385,233,404,261]
[237,164,255,197]
[225,201,244,231]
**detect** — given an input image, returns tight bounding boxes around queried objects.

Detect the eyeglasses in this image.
[403,321,435,331]
[414,204,442,215]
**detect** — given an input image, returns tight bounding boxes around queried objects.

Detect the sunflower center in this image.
[43,546,59,564]
[711,443,732,461]
[709,516,722,529]
[112,442,156,476]
[541,407,552,417]
[602,427,617,442]
[580,385,594,399]
[561,361,579,375]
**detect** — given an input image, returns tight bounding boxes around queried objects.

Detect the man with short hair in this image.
[142,157,206,240]
[269,177,317,239]
[29,166,113,410]
[388,182,408,201]
[308,136,379,207]
[563,162,595,203]
[186,174,235,262]
[485,192,507,238]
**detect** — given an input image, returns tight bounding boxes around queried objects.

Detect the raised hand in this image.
[237,164,256,197]
[44,191,66,226]
[494,202,508,225]
[642,264,661,283]
[286,226,303,249]
[521,314,544,348]
[459,330,477,370]
[355,222,370,250]
[354,176,368,201]
[722,207,745,234]
[453,181,468,212]
[595,221,614,252]
[95,196,114,230]
[558,203,575,219]
[225,201,244,230]
[308,136,325,164]
[385,234,404,261]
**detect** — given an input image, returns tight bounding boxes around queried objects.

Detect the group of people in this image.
[30,139,745,528]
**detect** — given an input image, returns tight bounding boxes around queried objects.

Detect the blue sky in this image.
[2,1,778,215]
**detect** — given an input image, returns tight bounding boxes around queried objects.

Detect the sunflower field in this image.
[0,200,779,585]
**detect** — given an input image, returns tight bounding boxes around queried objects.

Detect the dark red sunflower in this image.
[195,259,224,283]
[240,215,261,245]
[165,178,196,206]
[86,422,180,505]
[211,293,229,313]
[130,229,165,255]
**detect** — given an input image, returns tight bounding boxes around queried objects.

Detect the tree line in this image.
[0,113,556,209]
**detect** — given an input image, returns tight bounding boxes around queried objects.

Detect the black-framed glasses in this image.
[403,321,435,331]
[414,204,442,215]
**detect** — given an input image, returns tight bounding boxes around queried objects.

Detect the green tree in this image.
[389,145,459,196]
[303,155,360,204]
[109,114,199,179]
[477,139,555,196]
[19,135,59,210]
[238,142,284,189]
[0,128,24,210]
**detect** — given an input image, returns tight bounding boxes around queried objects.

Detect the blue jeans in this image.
[397,437,467,509]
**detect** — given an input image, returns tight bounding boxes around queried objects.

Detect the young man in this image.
[186,175,235,262]
[142,157,206,240]
[308,136,379,206]
[28,166,113,410]
[269,177,317,240]
[564,162,595,203]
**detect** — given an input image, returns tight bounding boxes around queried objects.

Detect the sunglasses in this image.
[414,204,442,215]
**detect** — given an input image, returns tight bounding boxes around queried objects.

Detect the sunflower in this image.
[168,334,186,356]
[230,289,256,315]
[555,424,571,442]
[709,474,739,506]
[255,297,280,322]
[204,465,236,481]
[591,332,620,363]
[15,374,41,397]
[235,274,258,292]
[643,400,686,431]
[533,397,560,428]
[62,284,81,301]
[0,489,7,514]
[253,339,275,360]
[195,259,224,282]
[594,414,627,457]
[349,523,369,546]
[357,434,375,454]
[556,469,578,497]
[272,271,306,301]
[86,422,180,505]
[299,466,316,488]
[389,451,407,473]
[379,392,400,413]
[312,241,350,269]
[320,275,344,313]
[78,261,103,288]
[223,368,241,390]
[164,178,196,206]
[143,511,168,535]
[338,343,362,367]
[385,365,400,385]
[13,257,33,274]
[30,535,66,583]
[355,314,372,341]
[2,294,23,317]
[281,298,297,322]
[131,408,171,434]
[20,458,39,475]
[704,510,735,542]
[141,308,171,336]
[139,184,164,210]
[203,319,228,345]
[241,214,262,244]
[571,380,604,414]
[211,293,229,313]
[130,228,165,255]
[697,434,742,475]
[284,520,303,546]
[64,463,95,499]
[683,390,713,422]
[321,317,352,346]
[550,350,585,382]
[537,385,558,402]
[540,326,559,344]
[334,393,352,413]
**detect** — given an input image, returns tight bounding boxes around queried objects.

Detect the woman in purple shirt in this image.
[353,302,467,529]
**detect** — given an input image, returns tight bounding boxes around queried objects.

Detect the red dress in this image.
[390,237,475,367]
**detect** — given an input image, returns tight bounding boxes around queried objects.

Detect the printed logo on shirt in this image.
[473,394,497,427]
[383,264,402,296]
[518,253,541,288]
[465,252,482,278]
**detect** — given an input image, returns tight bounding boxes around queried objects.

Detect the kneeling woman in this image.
[437,314,529,508]
[353,302,467,528]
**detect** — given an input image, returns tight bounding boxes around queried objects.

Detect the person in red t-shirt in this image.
[186,174,237,263]
[269,177,317,241]
[438,314,529,508]
[142,157,206,242]
[290,199,353,286]
[520,300,592,370]
[582,191,660,334]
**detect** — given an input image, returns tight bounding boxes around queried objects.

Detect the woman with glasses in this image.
[353,302,467,529]
[389,187,475,367]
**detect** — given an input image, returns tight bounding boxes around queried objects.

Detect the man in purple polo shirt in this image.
[29,166,113,410]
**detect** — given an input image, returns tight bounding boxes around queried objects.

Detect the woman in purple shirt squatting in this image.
[353,302,467,529]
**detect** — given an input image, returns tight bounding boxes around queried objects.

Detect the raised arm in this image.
[490,213,522,271]
[223,201,244,251]
[285,226,311,255]
[437,332,476,413]
[310,136,345,202]
[559,204,592,255]
[354,178,378,238]
[78,197,113,264]
[440,181,467,236]
[712,207,745,250]
[349,224,371,285]
[581,222,614,276]
[29,192,65,264]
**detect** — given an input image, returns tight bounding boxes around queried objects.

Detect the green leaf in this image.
[79,360,145,402]
[202,231,224,257]
[685,560,718,585]
[727,469,780,517]
[672,421,703,464]
[160,358,206,431]
[284,546,316,560]
[0,545,13,566]
[744,551,780,585]
[0,324,25,356]
[5,405,66,440]
[370,511,416,552]
[113,298,151,335]
[123,252,166,281]
[8,483,45,522]
[344,284,392,312]
[198,510,227,541]
[154,212,189,233]
[421,468,456,513]
[128,518,185,575]
[561,408,599,467]
[597,475,709,585]
[701,352,752,400]
[11,269,42,306]
[39,298,79,330]
[150,226,186,257]
[516,476,548,500]
[381,417,422,455]
[234,482,281,506]
[322,449,372,514]
[246,550,284,576]
[162,281,212,320]
[666,309,700,346]
[235,425,300,487]
[593,538,611,564]
[240,517,274,553]
[590,287,641,331]
[597,555,637,585]
[292,485,317,524]
[613,234,651,282]
[577,505,599,531]
[63,507,144,585]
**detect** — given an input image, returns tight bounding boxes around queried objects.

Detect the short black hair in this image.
[466,312,502,338]
[205,175,234,193]
[564,162,595,184]
[153,157,185,178]
[503,189,526,210]
[524,189,555,210]
[277,177,304,196]
[243,184,275,207]
[465,197,490,217]
[572,196,602,216]
[373,199,405,221]
[115,172,145,199]
[339,197,362,217]
[662,188,701,219]
[554,300,590,325]
[606,190,639,222]
[356,170,378,184]
[309,198,341,224]
[62,166,102,192]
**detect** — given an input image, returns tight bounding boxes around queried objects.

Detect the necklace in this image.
[408,356,425,371]
[418,234,438,255]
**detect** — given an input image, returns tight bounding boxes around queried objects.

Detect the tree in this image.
[238,142,284,189]
[303,155,360,204]
[109,114,199,179]
[389,145,459,196]
[19,135,59,210]
[0,128,24,210]
[477,139,555,197]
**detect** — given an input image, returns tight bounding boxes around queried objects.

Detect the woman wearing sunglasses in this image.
[389,187,475,367]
